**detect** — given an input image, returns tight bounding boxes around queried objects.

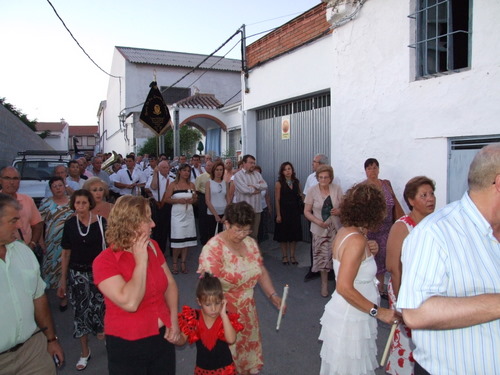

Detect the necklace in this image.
[286,179,293,188]
[76,213,92,237]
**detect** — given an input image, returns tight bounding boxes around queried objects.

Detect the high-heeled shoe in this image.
[290,256,298,265]
[181,261,188,274]
[171,262,178,275]
[282,256,289,265]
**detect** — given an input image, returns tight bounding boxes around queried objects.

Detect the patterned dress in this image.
[178,306,243,375]
[386,215,417,375]
[367,181,395,275]
[39,197,73,289]
[198,234,264,374]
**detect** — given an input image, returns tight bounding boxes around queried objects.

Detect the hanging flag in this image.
[140,81,171,136]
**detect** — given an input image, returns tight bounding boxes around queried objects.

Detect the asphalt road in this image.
[49,239,392,375]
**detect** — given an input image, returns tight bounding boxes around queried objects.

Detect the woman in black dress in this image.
[58,189,106,371]
[273,162,303,265]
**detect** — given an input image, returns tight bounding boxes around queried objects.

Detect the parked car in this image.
[12,150,72,206]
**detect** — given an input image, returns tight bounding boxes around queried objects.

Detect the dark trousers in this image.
[106,326,175,375]
[197,193,210,245]
[152,203,171,254]
[206,214,223,243]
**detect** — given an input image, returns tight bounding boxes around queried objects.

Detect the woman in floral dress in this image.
[385,176,436,375]
[198,202,283,375]
[39,176,74,309]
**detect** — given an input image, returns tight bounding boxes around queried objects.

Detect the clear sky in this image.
[1,0,320,125]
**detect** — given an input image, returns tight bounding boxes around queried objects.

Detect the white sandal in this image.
[76,349,91,371]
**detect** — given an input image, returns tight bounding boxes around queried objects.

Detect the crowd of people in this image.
[0,143,499,375]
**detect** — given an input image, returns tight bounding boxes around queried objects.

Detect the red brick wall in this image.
[246,3,331,69]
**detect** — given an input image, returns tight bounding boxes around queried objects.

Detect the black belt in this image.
[0,328,45,355]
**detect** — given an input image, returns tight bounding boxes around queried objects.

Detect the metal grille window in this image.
[410,0,471,78]
[228,128,241,152]
[256,93,330,121]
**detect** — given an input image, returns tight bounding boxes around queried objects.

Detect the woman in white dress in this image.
[164,163,197,274]
[319,183,401,375]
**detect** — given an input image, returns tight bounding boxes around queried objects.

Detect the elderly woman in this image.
[304,165,343,297]
[385,176,436,375]
[83,177,113,219]
[164,163,197,274]
[39,176,74,311]
[319,183,401,375]
[363,158,405,298]
[58,189,106,371]
[93,195,180,375]
[198,202,283,375]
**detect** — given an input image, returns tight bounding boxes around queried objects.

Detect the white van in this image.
[12,150,72,206]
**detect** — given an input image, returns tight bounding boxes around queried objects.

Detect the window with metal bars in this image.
[409,0,471,78]
[256,93,330,121]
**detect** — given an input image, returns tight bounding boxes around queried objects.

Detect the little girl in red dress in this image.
[178,273,243,375]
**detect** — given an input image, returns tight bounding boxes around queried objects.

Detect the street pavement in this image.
[50,238,392,375]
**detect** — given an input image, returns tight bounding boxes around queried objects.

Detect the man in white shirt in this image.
[108,162,122,202]
[195,161,213,245]
[145,160,172,253]
[398,143,500,375]
[67,160,85,188]
[189,154,205,183]
[233,154,268,240]
[114,154,146,196]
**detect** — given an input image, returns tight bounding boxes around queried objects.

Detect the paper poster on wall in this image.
[281,116,290,140]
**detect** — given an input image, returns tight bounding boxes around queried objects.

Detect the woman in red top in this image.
[93,195,180,375]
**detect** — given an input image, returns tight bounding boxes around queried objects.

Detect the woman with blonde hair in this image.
[83,177,113,219]
[93,195,180,375]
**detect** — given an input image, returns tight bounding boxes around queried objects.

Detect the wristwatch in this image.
[369,304,378,317]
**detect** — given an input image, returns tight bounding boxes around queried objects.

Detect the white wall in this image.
[100,48,241,156]
[328,0,500,209]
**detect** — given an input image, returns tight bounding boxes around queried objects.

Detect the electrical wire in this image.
[45,0,121,79]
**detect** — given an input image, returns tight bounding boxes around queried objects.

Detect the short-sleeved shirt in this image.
[13,193,42,244]
[0,241,46,352]
[398,192,500,374]
[93,240,172,340]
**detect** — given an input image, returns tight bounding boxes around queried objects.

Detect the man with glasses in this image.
[233,155,268,240]
[398,143,500,374]
[0,167,43,254]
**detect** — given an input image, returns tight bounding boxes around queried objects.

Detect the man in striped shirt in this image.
[233,154,268,240]
[398,143,500,375]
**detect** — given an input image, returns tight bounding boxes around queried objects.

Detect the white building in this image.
[98,46,242,157]
[242,0,500,211]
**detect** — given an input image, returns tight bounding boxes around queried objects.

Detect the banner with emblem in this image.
[140,81,171,136]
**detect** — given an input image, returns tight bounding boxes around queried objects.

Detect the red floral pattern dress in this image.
[178,306,243,375]
[198,234,264,374]
[385,215,416,375]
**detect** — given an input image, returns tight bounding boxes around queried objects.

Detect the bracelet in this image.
[29,241,36,247]
[269,292,278,299]
[47,336,58,343]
